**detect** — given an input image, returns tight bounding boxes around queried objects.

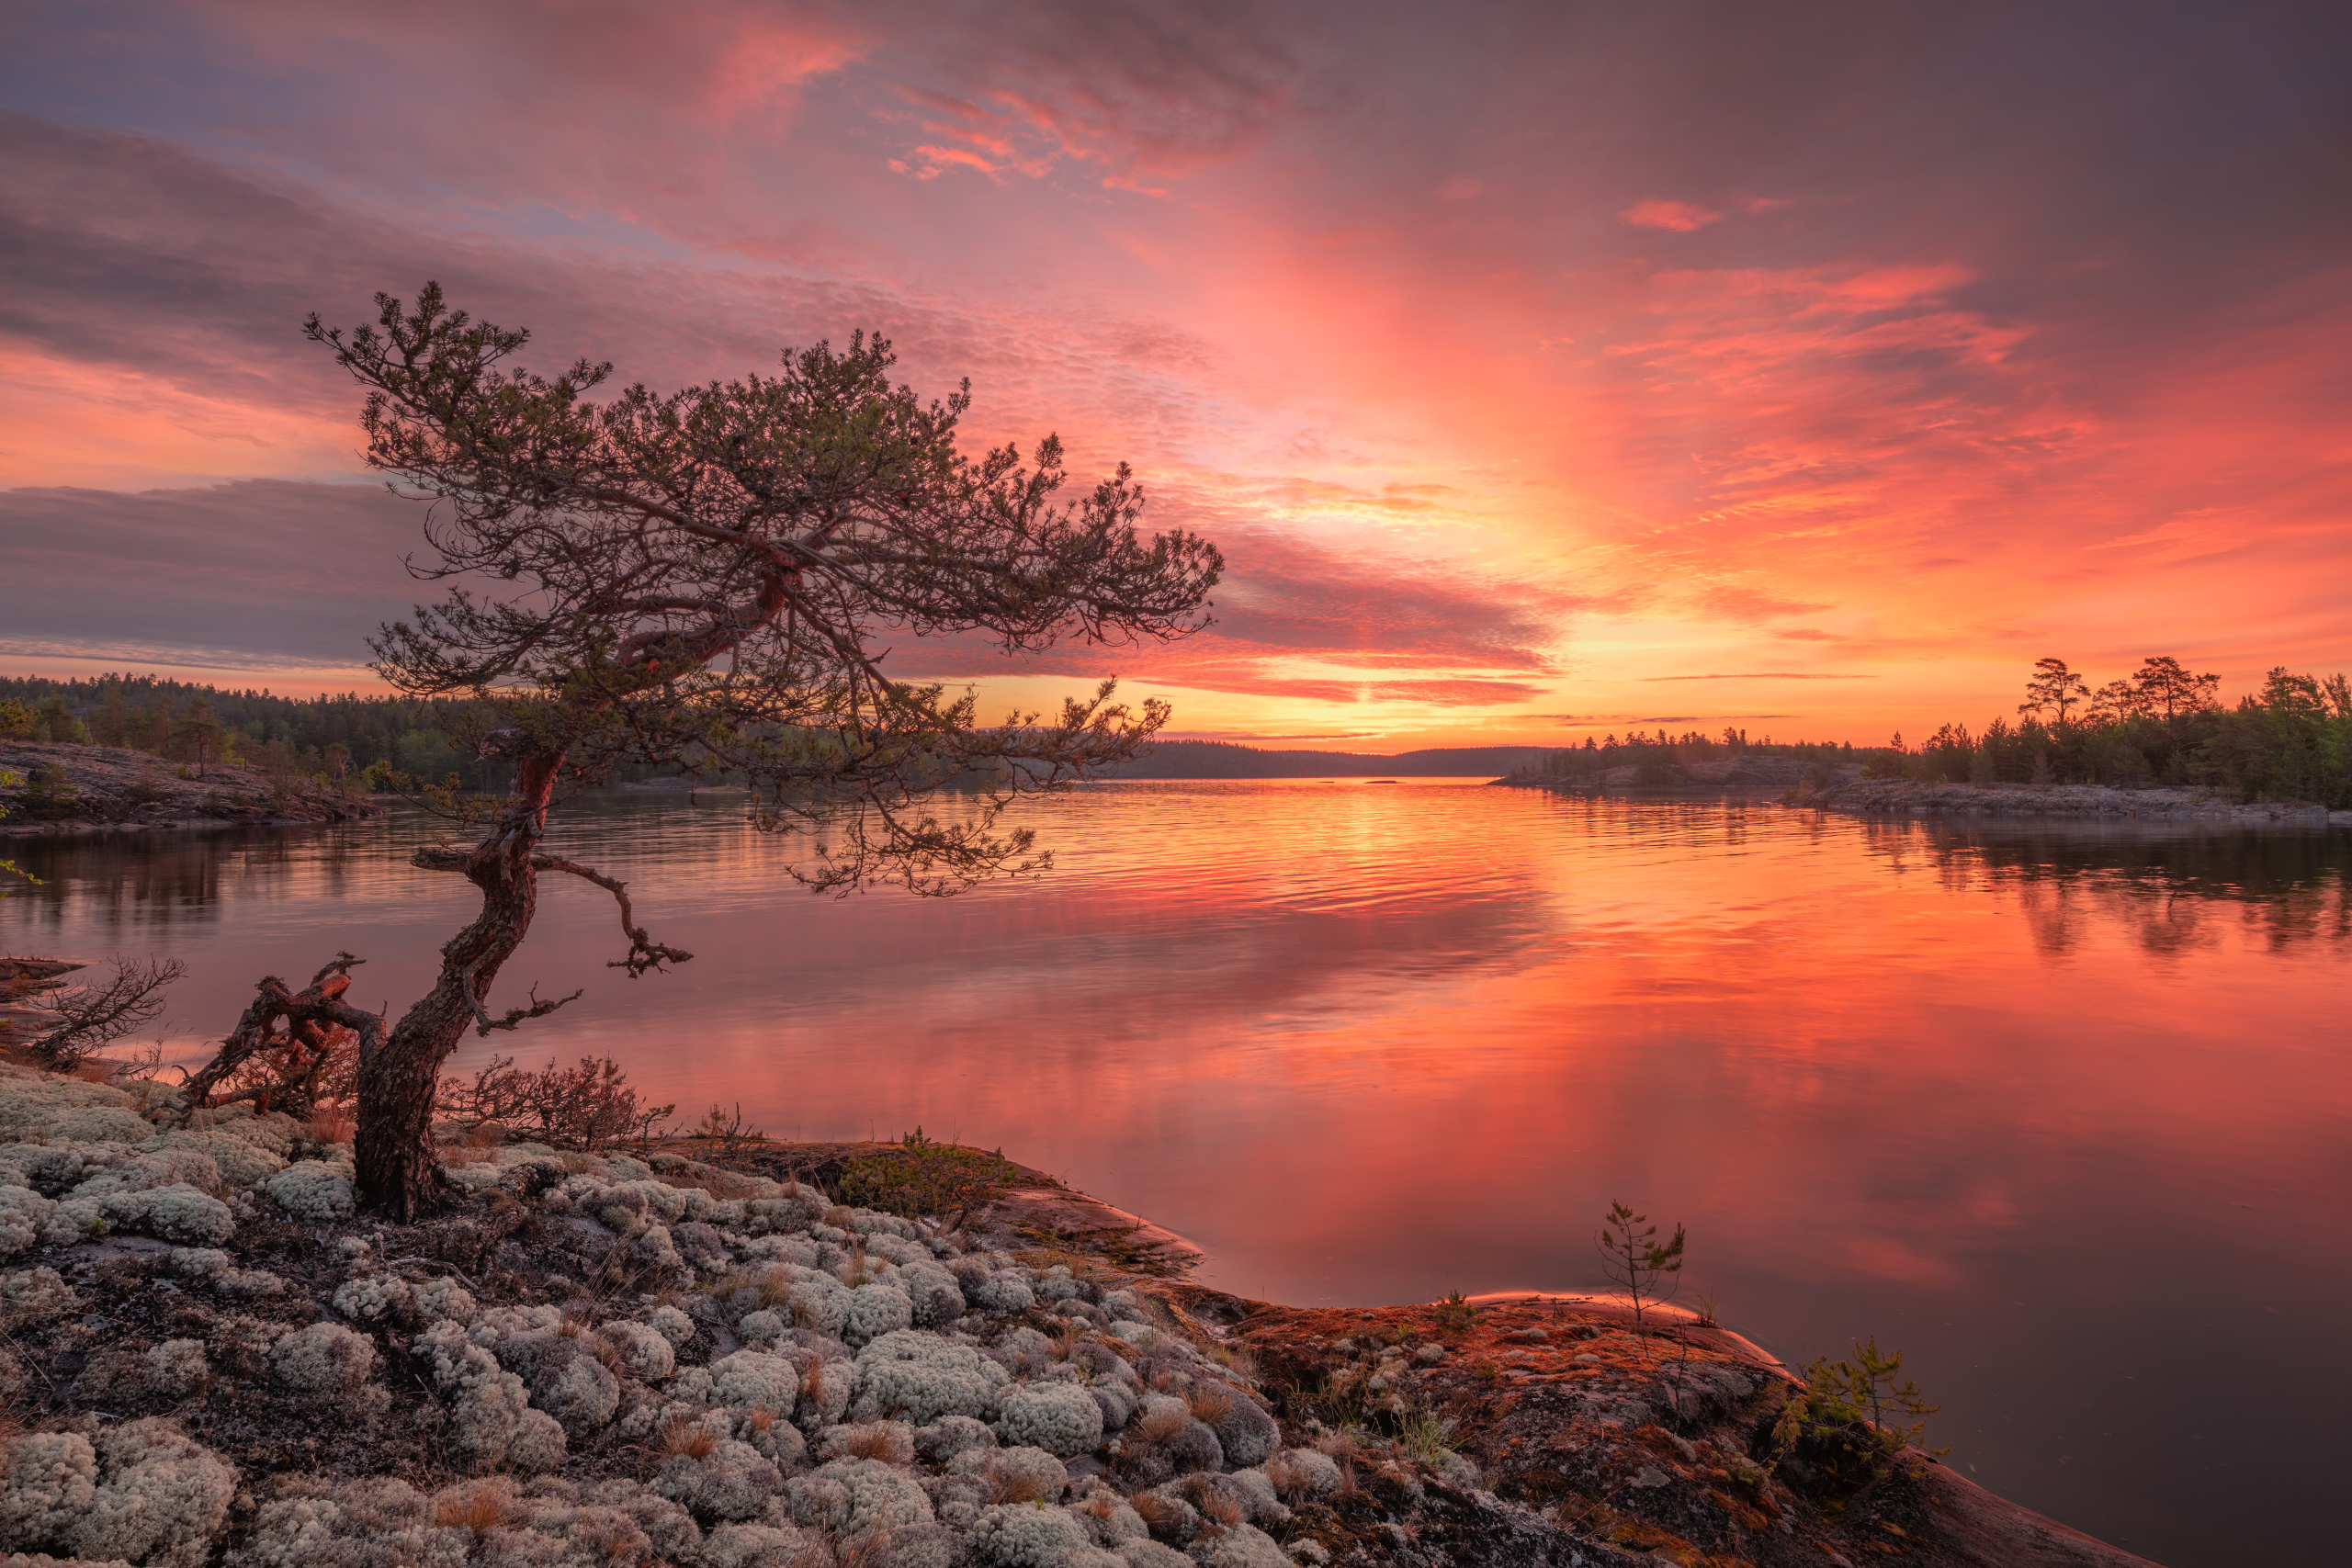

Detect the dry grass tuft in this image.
[1264,1449,1312,1502]
[983,1456,1060,1505]
[840,1421,913,1464]
[309,1100,354,1145]
[661,1414,720,1460]
[1317,1427,1364,1462]
[436,1479,520,1535]
[1051,1321,1081,1361]
[837,1238,876,1288]
[1128,1491,1183,1533]
[1317,1427,1366,1495]
[801,1360,829,1405]
[1198,1490,1244,1529]
[757,1267,794,1309]
[820,1533,888,1568]
[1186,1385,1233,1423]
[556,1307,594,1339]
[1133,1404,1192,1445]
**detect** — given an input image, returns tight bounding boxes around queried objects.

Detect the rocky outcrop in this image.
[1782,777,2332,823]
[0,1057,2163,1568]
[0,741,382,835]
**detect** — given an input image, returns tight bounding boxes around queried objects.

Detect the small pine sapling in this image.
[1770,1335,1944,1487]
[1433,1290,1477,1333]
[1596,1201,1685,1361]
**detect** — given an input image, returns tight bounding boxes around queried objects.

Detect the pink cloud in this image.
[1619,197,1722,231]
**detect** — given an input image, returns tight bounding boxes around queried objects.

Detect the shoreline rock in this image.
[0,1054,2166,1568]
[0,739,386,836]
[1781,777,2341,824]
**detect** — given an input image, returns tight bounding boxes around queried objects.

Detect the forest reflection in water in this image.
[1851,816,2352,956]
[2,784,2346,1568]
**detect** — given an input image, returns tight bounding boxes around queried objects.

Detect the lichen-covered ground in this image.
[0,1064,2152,1568]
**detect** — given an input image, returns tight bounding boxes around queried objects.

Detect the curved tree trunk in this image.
[354,756,559,1219]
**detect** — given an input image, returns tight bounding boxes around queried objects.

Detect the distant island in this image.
[1102,740,1553,780]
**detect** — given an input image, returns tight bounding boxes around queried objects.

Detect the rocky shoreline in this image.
[0,741,385,836]
[1781,777,2345,824]
[0,1054,2161,1568]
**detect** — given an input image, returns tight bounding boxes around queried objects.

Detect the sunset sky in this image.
[3,2,2346,749]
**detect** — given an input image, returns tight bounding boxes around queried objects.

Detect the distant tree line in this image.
[1521,726,1856,785]
[1861,656,2352,807]
[0,672,508,791]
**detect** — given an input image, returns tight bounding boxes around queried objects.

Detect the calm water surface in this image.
[6,782,2347,1568]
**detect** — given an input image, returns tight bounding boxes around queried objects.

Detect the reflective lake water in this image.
[5,781,2346,1567]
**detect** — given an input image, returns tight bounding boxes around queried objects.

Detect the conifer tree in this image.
[305,285,1223,1215]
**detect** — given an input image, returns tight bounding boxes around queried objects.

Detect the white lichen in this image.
[412,1276,477,1325]
[0,1419,235,1568]
[260,1160,355,1222]
[332,1272,413,1325]
[0,1267,75,1318]
[702,1350,800,1416]
[0,1186,55,1258]
[967,1503,1121,1568]
[269,1322,377,1399]
[647,1304,696,1348]
[600,1320,675,1382]
[852,1329,1010,1426]
[967,1272,1036,1315]
[652,1442,782,1525]
[1263,1448,1341,1501]
[995,1382,1104,1458]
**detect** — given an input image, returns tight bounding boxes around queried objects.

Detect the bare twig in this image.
[27,956,186,1071]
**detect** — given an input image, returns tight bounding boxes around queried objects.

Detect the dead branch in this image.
[532,854,695,976]
[26,956,186,1071]
[412,842,693,985]
[175,952,385,1117]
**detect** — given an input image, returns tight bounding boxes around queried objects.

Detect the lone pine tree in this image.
[304,285,1223,1217]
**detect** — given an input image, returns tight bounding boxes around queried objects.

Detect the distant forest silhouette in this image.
[7,652,2349,806]
[1518,656,2352,808]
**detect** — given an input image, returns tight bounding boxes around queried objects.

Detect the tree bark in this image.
[354,754,560,1219]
